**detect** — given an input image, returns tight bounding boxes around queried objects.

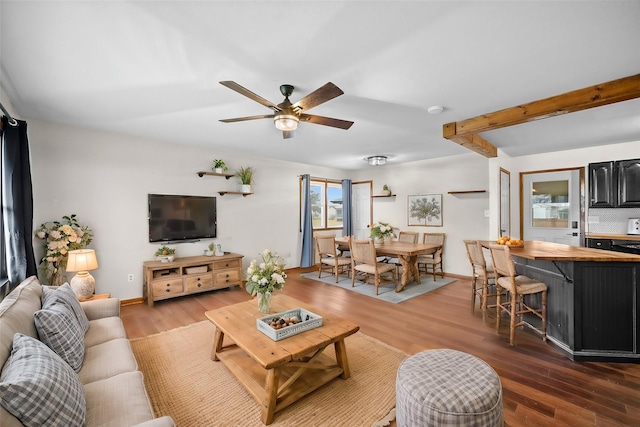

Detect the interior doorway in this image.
[520,168,584,246]
[352,181,372,239]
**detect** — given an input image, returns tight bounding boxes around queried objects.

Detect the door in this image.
[522,169,582,246]
[352,181,372,239]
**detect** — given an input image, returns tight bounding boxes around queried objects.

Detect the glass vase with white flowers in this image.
[370,221,396,242]
[245,249,287,313]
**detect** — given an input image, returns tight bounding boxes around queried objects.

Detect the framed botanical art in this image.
[408,194,443,226]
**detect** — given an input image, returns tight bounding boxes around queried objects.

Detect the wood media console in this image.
[142,253,244,306]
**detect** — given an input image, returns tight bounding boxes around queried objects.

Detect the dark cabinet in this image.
[589,161,616,208]
[589,158,640,208]
[617,158,640,207]
[586,238,611,250]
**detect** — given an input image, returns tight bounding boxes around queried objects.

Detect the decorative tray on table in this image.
[256,308,323,341]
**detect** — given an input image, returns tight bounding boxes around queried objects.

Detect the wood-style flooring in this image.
[121,269,640,427]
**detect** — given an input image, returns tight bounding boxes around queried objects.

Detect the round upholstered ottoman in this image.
[396,349,503,426]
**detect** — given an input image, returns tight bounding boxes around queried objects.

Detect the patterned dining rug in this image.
[131,320,406,427]
[301,272,456,303]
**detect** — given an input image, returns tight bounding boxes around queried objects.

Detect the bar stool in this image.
[464,240,496,312]
[488,244,547,346]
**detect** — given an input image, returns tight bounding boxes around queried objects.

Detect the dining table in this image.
[335,237,441,292]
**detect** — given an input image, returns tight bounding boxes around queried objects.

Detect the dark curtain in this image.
[1,116,37,298]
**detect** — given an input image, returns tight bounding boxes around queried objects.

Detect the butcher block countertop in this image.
[586,233,640,241]
[483,240,640,262]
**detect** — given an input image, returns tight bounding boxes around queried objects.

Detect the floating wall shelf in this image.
[197,171,235,180]
[447,190,486,195]
[218,191,252,197]
[372,194,396,198]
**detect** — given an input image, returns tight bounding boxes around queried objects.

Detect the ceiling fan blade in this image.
[219,114,274,123]
[300,114,354,130]
[219,81,280,111]
[282,130,295,139]
[293,82,344,112]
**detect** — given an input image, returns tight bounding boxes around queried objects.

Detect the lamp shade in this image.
[274,114,299,131]
[66,249,99,272]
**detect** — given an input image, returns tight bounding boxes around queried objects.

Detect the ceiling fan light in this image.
[366,155,387,166]
[274,114,299,131]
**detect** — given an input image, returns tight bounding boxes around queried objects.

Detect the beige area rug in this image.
[131,321,407,427]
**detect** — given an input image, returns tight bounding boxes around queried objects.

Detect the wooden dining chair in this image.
[316,235,351,283]
[386,231,419,269]
[488,244,548,346]
[417,233,445,280]
[464,240,498,313]
[349,238,398,295]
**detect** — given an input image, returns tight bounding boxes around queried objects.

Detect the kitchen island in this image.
[500,241,640,362]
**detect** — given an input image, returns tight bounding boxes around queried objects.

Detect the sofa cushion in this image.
[0,276,43,370]
[0,333,86,427]
[42,283,90,334]
[85,316,127,348]
[34,300,85,372]
[79,338,138,385]
[84,371,155,427]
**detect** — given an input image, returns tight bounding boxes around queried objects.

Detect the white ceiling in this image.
[1,1,639,170]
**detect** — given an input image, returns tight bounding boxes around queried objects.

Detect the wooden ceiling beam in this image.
[443,123,497,158]
[443,73,640,158]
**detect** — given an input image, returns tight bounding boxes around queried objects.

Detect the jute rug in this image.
[301,272,456,303]
[131,321,407,427]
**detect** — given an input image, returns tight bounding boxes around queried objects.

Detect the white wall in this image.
[27,119,345,299]
[352,153,492,277]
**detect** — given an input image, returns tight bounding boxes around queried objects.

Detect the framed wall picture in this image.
[408,194,443,226]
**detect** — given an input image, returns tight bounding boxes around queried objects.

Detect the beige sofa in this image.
[0,276,175,427]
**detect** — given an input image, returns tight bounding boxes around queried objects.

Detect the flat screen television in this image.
[148,194,217,243]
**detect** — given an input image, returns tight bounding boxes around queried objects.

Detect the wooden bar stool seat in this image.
[488,244,548,346]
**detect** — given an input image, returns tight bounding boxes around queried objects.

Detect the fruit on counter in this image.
[496,236,524,246]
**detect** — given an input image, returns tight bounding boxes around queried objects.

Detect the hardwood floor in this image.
[121,269,640,427]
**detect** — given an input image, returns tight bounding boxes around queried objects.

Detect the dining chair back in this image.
[316,235,351,283]
[349,238,398,295]
[397,231,419,243]
[417,233,445,280]
[488,244,548,346]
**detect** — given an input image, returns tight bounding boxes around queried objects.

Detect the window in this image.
[531,180,569,228]
[310,179,343,230]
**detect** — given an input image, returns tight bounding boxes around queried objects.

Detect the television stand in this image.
[142,253,243,306]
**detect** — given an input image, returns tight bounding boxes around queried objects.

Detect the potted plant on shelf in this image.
[235,166,255,193]
[381,184,392,196]
[212,159,228,174]
[154,245,176,263]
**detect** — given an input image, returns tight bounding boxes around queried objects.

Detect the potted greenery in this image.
[212,159,228,174]
[154,245,176,262]
[381,184,392,196]
[235,166,255,193]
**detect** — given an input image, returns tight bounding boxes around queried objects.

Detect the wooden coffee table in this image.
[205,294,360,425]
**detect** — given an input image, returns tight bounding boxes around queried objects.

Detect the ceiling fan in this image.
[219,81,354,139]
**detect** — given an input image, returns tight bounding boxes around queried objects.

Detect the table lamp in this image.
[66,249,99,298]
